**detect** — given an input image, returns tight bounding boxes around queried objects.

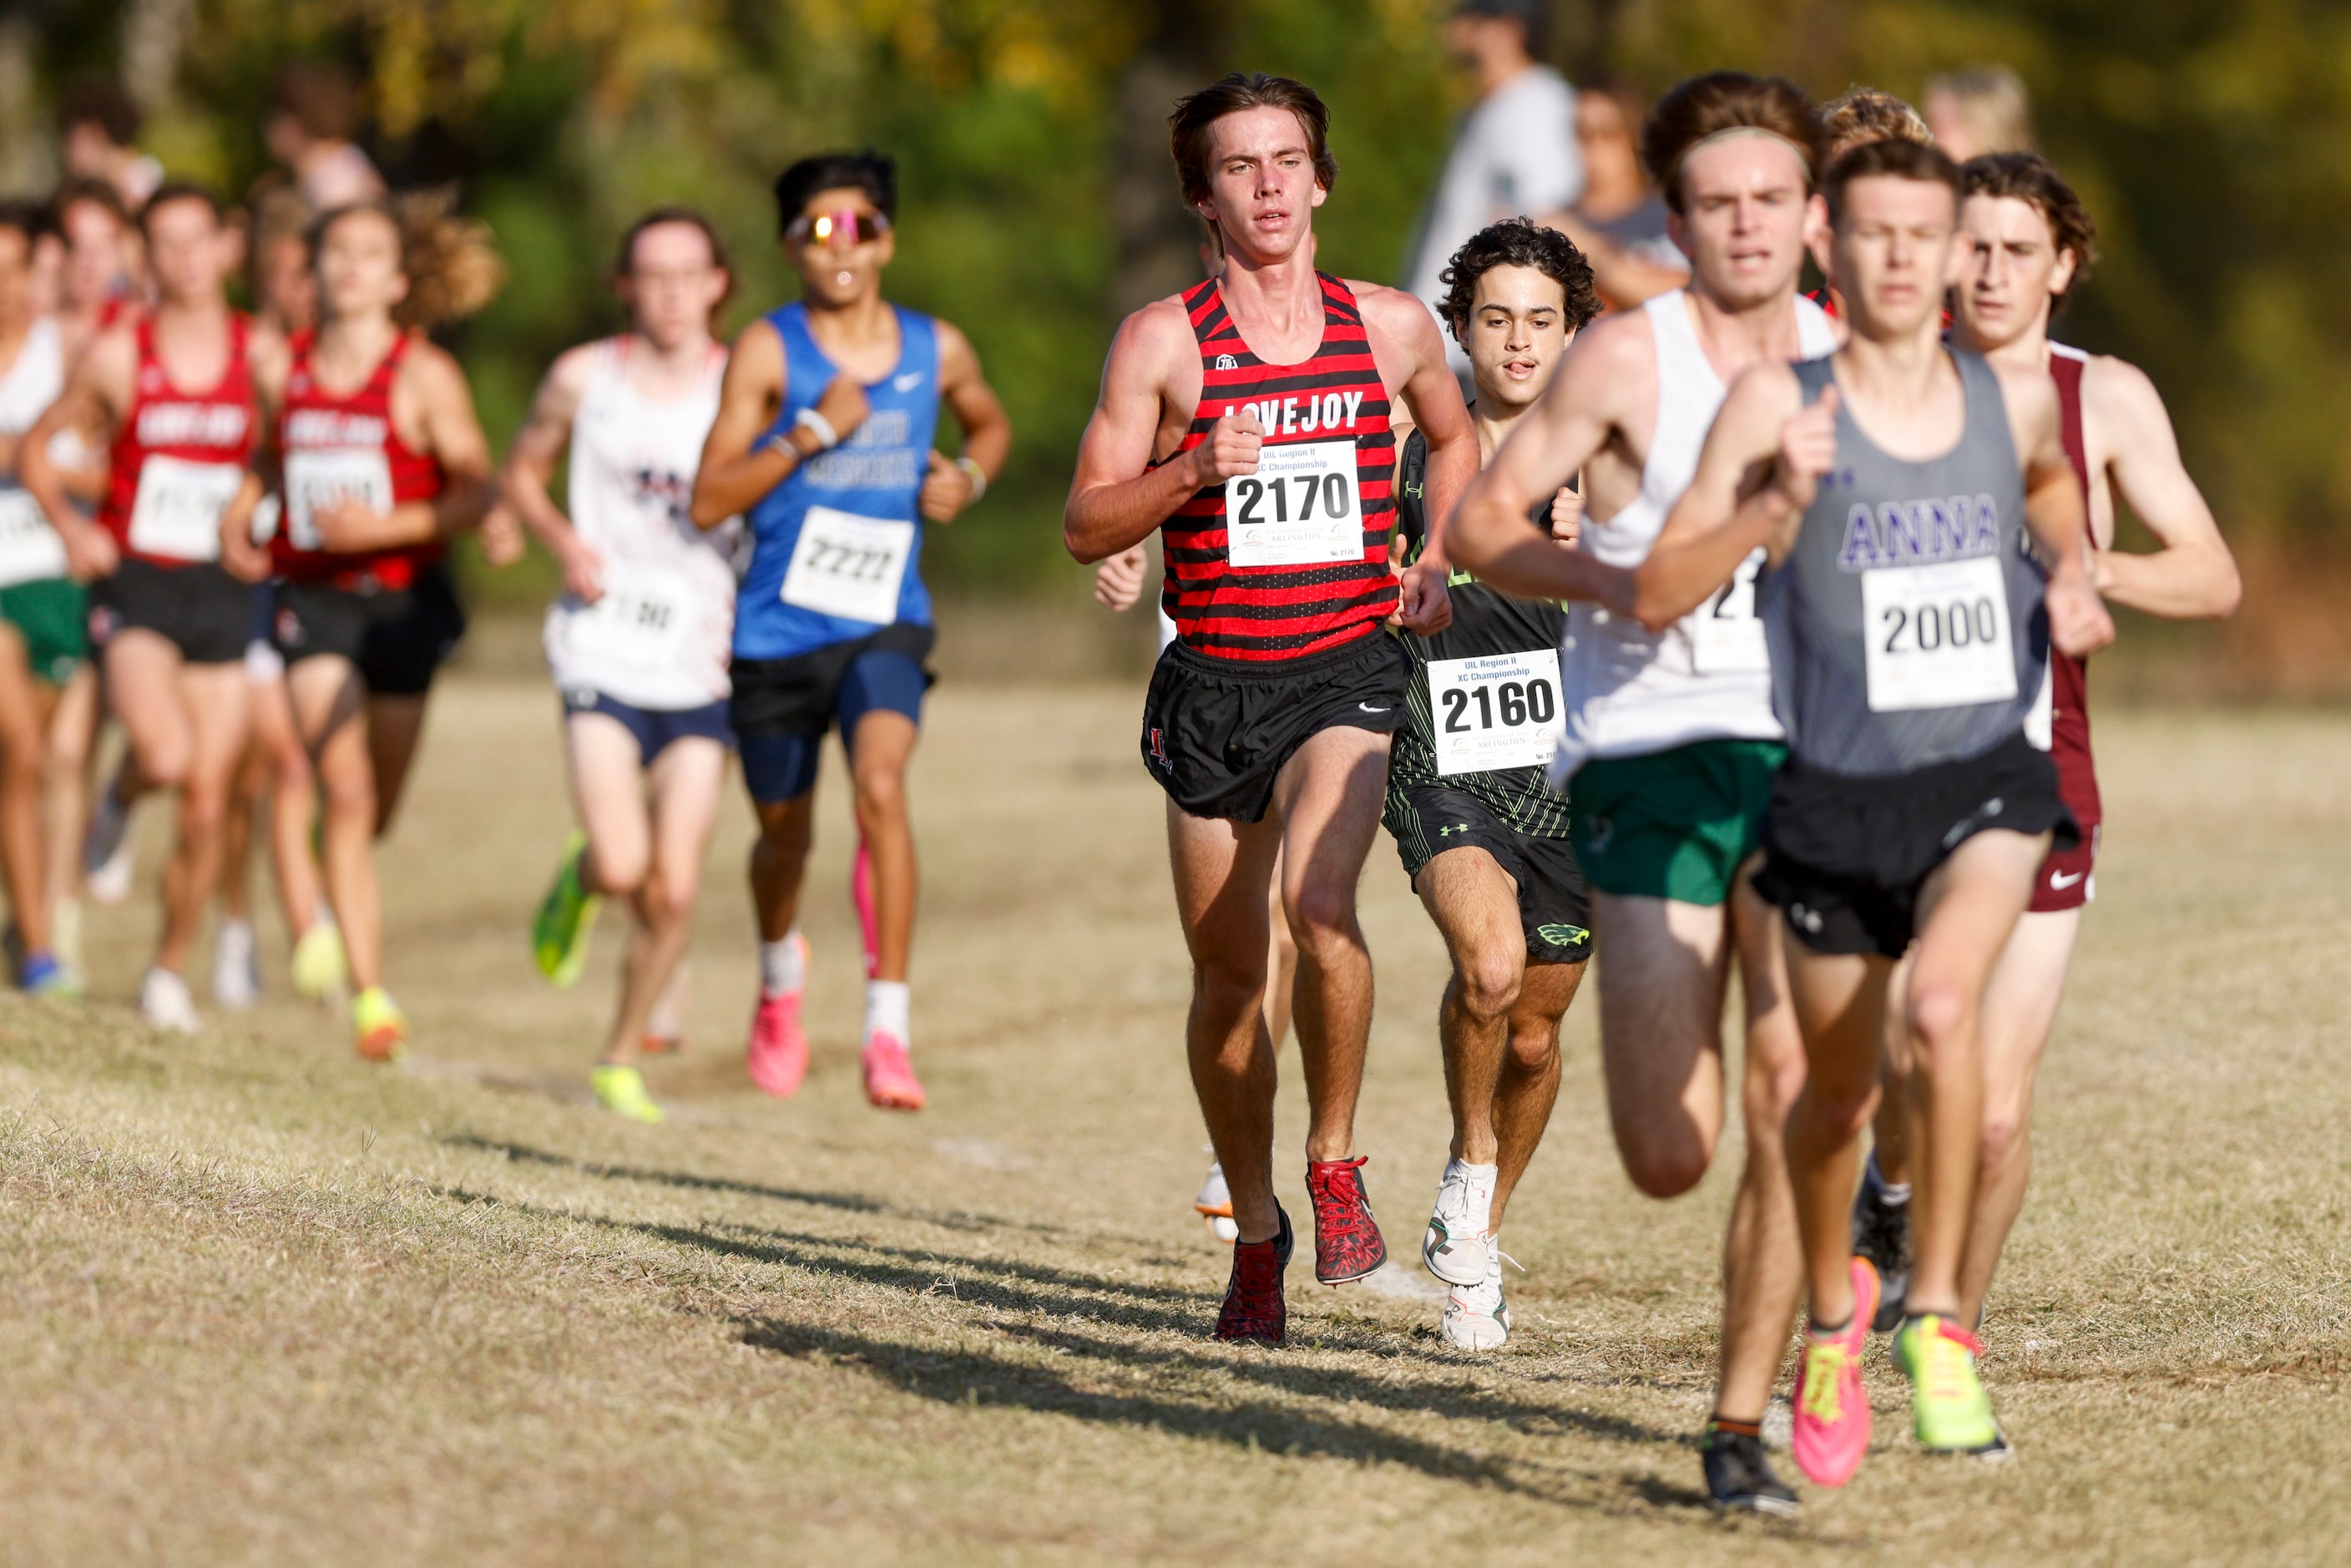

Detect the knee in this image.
[1455,952,1523,1025]
[1906,980,1974,1064]
[178,779,230,835]
[1615,1120,1712,1199]
[1283,880,1359,952]
[1979,1101,2030,1175]
[135,738,192,791]
[1504,1018,1559,1076]
[1,738,43,790]
[319,764,376,822]
[851,767,906,824]
[1799,1075,1880,1148]
[592,846,649,898]
[1192,959,1267,1032]
[639,865,696,925]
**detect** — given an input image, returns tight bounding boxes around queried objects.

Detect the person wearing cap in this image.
[1400,0,1582,390]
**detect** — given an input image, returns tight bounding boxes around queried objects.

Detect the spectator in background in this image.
[1924,65,2035,160]
[1539,73,1687,310]
[57,83,163,213]
[1401,0,1580,382]
[265,63,386,211]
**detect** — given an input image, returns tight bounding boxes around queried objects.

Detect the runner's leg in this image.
[1717,871,1808,1422]
[1264,849,1297,1050]
[1489,960,1579,1227]
[845,709,918,984]
[363,692,429,838]
[1900,829,2052,1318]
[1783,944,1893,1332]
[285,656,380,991]
[1269,725,1391,1165]
[0,625,53,956]
[42,663,96,940]
[606,736,726,1061]
[155,662,250,977]
[251,670,323,936]
[1592,893,1734,1196]
[1417,847,1528,1168]
[1169,799,1283,1242]
[1956,907,2081,1325]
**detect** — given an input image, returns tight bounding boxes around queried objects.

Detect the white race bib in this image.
[1226,438,1361,567]
[780,506,914,625]
[127,454,240,562]
[1688,547,1771,674]
[0,489,68,588]
[1428,647,1565,776]
[569,568,690,672]
[1862,556,2018,712]
[283,448,393,551]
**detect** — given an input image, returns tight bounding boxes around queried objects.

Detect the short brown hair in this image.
[1819,86,1931,163]
[1962,151,2098,307]
[1168,73,1338,210]
[1823,138,1962,227]
[1641,72,1825,215]
[51,175,129,233]
[613,205,734,326]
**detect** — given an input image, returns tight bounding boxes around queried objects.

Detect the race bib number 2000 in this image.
[781,505,915,625]
[1862,556,2018,712]
[1226,438,1361,568]
[1428,648,1565,776]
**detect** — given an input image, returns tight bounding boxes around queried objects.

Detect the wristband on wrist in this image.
[794,407,841,451]
[761,431,806,463]
[953,456,987,503]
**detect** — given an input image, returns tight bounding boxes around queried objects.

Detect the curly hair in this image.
[1963,151,2098,307]
[1820,86,1932,163]
[310,190,504,331]
[1437,218,1600,345]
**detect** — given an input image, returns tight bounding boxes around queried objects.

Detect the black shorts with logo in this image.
[88,557,253,666]
[271,562,467,697]
[1752,730,2079,959]
[1388,777,1593,964]
[1141,630,1410,824]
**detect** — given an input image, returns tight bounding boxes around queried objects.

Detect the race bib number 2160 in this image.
[1427,648,1564,776]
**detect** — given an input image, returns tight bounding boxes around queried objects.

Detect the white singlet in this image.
[544,337,740,711]
[0,318,73,589]
[1553,289,1837,779]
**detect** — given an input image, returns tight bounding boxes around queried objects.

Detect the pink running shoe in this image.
[862,1032,925,1110]
[1791,1256,1883,1489]
[746,989,809,1098]
[852,839,880,980]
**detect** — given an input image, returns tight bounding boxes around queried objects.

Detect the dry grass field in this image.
[1,671,2346,1565]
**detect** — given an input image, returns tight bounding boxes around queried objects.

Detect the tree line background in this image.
[4,0,2343,688]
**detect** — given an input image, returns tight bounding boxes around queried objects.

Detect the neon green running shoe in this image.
[352,985,407,1062]
[532,831,602,989]
[591,1064,663,1124]
[1894,1313,1999,1453]
[291,920,348,999]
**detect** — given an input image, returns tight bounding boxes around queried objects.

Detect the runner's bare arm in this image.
[1631,362,1815,629]
[1447,313,1641,604]
[918,321,1013,524]
[2085,357,2240,620]
[2001,365,2114,659]
[217,334,288,581]
[1353,285,1461,635]
[19,326,132,579]
[217,471,272,583]
[1538,210,1689,311]
[499,345,604,599]
[1064,301,1259,564]
[690,320,869,529]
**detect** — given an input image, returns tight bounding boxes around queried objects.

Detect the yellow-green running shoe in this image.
[352,985,407,1062]
[291,920,349,999]
[533,831,602,989]
[1893,1313,2000,1453]
[591,1064,663,1124]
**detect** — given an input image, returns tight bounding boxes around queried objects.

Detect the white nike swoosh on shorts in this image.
[2049,870,2086,889]
[1359,703,1389,714]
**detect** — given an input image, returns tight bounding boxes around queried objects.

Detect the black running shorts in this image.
[1386,777,1593,964]
[88,557,252,666]
[1752,731,2079,959]
[271,563,467,697]
[1140,630,1410,824]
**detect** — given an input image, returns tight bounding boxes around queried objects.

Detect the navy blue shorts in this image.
[730,625,934,804]
[563,689,736,764]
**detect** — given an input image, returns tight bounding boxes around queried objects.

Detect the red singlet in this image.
[99,312,257,565]
[2030,342,2101,912]
[273,329,445,589]
[1161,273,1397,661]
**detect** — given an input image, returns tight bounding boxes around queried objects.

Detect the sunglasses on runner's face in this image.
[786,210,891,248]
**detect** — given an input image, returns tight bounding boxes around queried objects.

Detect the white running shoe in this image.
[1423,1157,1496,1287]
[83,786,136,907]
[1440,1241,1514,1351]
[1193,1157,1238,1244]
[213,918,261,1009]
[139,967,201,1034]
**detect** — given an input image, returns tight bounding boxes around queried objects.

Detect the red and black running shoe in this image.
[1306,1156,1388,1284]
[1214,1205,1293,1345]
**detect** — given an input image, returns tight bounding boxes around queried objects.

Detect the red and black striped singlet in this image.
[2046,343,2100,828]
[1161,273,1397,661]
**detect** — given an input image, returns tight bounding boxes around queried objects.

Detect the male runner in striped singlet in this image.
[23,185,276,1033]
[1636,136,2111,1485]
[1385,219,1600,1352]
[1848,153,2239,1343]
[1445,72,1833,1511]
[1065,73,1474,1344]
[508,208,741,1124]
[692,150,1012,1113]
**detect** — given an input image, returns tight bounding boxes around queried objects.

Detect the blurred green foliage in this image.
[10,0,2348,608]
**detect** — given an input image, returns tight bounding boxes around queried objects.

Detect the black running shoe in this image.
[1703,1429,1799,1516]
[1215,1206,1293,1344]
[1850,1175,1910,1333]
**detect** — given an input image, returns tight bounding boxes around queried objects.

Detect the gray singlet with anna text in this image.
[1758,350,2047,777]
